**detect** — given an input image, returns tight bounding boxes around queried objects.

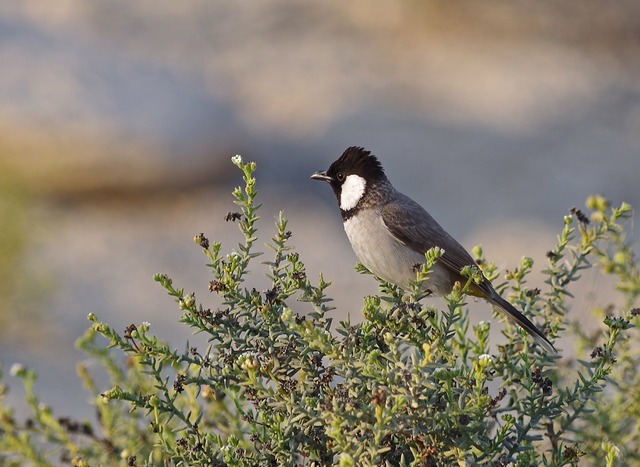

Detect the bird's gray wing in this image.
[382,194,556,352]
[380,193,488,290]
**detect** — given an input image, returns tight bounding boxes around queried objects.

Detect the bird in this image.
[311,146,555,353]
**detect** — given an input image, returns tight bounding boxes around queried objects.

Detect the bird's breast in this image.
[343,210,452,293]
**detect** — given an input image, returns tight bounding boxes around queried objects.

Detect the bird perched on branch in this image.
[311,146,555,353]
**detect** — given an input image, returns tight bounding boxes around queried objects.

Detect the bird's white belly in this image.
[343,212,452,293]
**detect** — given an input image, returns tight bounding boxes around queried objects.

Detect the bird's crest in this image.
[331,146,386,182]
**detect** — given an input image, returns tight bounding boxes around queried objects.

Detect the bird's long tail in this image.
[487,293,556,353]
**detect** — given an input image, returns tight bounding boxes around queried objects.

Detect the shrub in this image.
[0,156,638,466]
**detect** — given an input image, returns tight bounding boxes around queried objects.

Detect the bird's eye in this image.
[336,172,345,182]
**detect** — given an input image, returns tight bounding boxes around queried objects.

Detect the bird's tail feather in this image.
[489,293,556,354]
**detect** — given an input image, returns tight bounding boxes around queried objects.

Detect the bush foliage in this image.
[0,157,638,466]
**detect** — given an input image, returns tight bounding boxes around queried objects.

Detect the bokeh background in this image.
[1,1,639,419]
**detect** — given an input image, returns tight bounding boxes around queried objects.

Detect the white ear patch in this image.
[340,174,366,211]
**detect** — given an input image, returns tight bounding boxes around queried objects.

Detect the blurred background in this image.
[1,0,639,419]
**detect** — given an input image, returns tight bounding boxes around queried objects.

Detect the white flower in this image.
[9,363,25,377]
[179,293,195,310]
[477,354,493,366]
[239,351,259,371]
[142,321,151,328]
[231,154,243,165]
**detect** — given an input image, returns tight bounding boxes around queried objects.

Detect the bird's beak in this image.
[310,170,332,182]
